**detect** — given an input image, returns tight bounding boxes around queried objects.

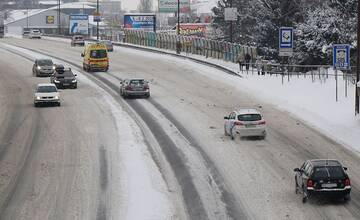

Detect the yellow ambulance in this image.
[81,43,109,72]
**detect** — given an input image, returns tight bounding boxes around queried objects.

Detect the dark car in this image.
[294,159,351,203]
[32,59,55,77]
[50,66,77,89]
[120,78,150,98]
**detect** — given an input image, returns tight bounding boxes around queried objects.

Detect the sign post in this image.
[224,5,237,43]
[279,27,294,57]
[333,44,351,70]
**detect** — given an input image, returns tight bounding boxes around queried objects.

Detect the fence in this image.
[123,29,257,64]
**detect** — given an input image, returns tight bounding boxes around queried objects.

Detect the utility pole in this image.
[57,0,60,35]
[26,7,29,30]
[356,0,360,115]
[176,0,180,54]
[97,0,99,40]
[229,0,233,43]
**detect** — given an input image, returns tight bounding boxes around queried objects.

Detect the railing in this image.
[123,29,257,64]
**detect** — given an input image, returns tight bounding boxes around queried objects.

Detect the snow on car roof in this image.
[236,108,260,115]
[309,159,342,167]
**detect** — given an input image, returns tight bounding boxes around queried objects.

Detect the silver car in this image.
[224,108,266,139]
[120,78,150,98]
[32,59,55,77]
[34,83,61,107]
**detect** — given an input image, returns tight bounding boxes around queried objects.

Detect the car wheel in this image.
[34,103,38,107]
[224,125,228,136]
[145,93,150,98]
[295,179,299,194]
[73,83,77,89]
[230,126,236,140]
[344,194,351,201]
[57,102,61,107]
[302,196,307,203]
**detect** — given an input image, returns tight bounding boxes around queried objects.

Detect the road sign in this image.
[158,0,190,13]
[93,12,101,22]
[279,27,294,56]
[333,44,350,70]
[69,15,89,35]
[224,8,238,21]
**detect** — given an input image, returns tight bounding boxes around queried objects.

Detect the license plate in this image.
[63,83,69,86]
[245,124,256,128]
[322,183,337,188]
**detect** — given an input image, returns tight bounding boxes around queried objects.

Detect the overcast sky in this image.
[120,0,157,11]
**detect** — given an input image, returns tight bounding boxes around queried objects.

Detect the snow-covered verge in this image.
[0,43,175,220]
[115,45,360,155]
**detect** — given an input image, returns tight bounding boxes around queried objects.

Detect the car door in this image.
[296,162,306,189]
[33,61,37,74]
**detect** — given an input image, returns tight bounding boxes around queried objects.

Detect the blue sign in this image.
[69,15,89,35]
[124,14,156,31]
[333,44,351,70]
[279,27,294,49]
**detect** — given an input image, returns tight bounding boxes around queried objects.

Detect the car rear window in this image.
[38,60,53,66]
[37,86,57,93]
[75,37,83,40]
[312,166,345,179]
[238,114,262,121]
[130,80,145,86]
[90,50,107,58]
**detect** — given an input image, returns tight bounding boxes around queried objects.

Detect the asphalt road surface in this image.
[1,37,360,220]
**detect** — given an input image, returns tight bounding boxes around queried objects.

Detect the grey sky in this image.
[120,0,157,11]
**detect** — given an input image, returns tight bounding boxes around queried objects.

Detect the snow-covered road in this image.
[1,37,360,220]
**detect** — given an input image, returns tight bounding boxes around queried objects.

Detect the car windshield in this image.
[238,114,262,121]
[37,60,53,66]
[62,70,74,77]
[130,80,145,86]
[75,36,83,40]
[32,30,40,33]
[90,50,107,58]
[102,41,111,46]
[312,166,345,179]
[37,86,57,93]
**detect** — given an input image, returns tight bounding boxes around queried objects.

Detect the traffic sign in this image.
[333,44,350,70]
[224,8,238,21]
[93,12,101,22]
[279,27,294,56]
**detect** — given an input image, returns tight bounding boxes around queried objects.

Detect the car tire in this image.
[295,179,299,194]
[73,83,77,89]
[302,196,307,203]
[231,127,236,140]
[34,103,38,107]
[145,93,150,98]
[224,125,228,136]
[57,102,61,107]
[344,194,351,202]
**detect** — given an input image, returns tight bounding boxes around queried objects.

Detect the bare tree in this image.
[137,0,153,13]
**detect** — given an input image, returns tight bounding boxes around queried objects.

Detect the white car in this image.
[224,108,266,139]
[34,83,60,107]
[29,29,42,39]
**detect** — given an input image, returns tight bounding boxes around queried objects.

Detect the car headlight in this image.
[72,79,77,83]
[37,66,41,70]
[54,96,59,100]
[54,80,60,83]
[52,66,56,70]
[36,96,41,100]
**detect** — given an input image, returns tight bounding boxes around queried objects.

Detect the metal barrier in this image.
[124,29,257,64]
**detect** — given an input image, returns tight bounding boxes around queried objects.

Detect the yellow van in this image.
[81,43,109,72]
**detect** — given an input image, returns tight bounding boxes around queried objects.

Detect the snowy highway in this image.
[0,37,360,220]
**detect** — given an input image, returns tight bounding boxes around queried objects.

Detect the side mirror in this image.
[81,53,84,57]
[293,168,301,172]
[74,74,77,76]
[343,167,348,171]
[224,116,229,120]
[120,81,123,84]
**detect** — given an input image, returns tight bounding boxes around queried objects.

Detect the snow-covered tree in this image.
[137,0,153,13]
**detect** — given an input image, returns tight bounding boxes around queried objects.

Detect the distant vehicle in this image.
[34,83,61,107]
[29,29,42,39]
[81,43,109,72]
[294,159,351,203]
[0,15,4,38]
[120,78,150,98]
[71,35,85,46]
[22,30,30,38]
[32,59,55,77]
[99,40,113,52]
[224,108,266,139]
[50,66,77,89]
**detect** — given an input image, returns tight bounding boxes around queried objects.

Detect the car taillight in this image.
[345,178,351,186]
[258,120,266,125]
[307,179,314,188]
[234,121,244,126]
[125,86,132,91]
[144,85,149,90]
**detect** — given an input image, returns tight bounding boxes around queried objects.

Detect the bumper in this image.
[236,127,266,137]
[89,64,108,70]
[307,186,351,197]
[34,99,60,104]
[38,70,54,76]
[126,90,150,96]
[54,82,77,88]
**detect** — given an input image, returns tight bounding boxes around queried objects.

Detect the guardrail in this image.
[123,29,257,64]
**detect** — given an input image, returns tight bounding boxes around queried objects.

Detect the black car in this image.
[50,66,77,89]
[32,59,55,77]
[294,159,351,203]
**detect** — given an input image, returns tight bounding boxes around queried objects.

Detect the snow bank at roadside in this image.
[0,43,175,220]
[117,45,360,154]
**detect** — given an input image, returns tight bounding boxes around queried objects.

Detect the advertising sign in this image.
[159,0,190,13]
[124,14,156,31]
[333,44,350,70]
[69,15,89,35]
[224,8,238,21]
[279,27,294,56]
[178,23,207,37]
[46,15,55,24]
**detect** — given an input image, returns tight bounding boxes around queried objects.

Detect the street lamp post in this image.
[229,0,233,43]
[97,0,99,40]
[57,0,60,35]
[176,0,180,54]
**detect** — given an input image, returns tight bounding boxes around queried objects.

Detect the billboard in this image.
[178,23,207,37]
[69,15,89,35]
[159,0,191,13]
[124,14,156,31]
[46,15,55,24]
